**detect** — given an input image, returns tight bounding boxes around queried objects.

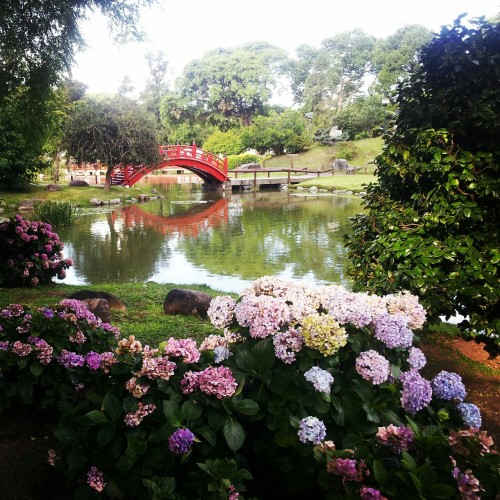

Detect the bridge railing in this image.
[159,144,228,175]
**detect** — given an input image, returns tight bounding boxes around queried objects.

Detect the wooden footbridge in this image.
[110,144,329,190]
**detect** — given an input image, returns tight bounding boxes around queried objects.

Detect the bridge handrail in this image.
[159,144,228,175]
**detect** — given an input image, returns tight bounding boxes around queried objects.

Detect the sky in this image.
[71,0,499,105]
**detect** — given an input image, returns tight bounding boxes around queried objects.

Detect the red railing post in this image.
[223,157,228,175]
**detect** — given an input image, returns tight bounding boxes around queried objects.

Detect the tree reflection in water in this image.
[57,189,364,292]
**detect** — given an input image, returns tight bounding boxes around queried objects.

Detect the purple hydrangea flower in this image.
[304,366,334,393]
[298,416,327,444]
[407,346,426,370]
[431,371,466,402]
[85,351,102,370]
[57,349,85,369]
[373,313,413,349]
[168,428,195,454]
[456,403,482,429]
[399,370,432,414]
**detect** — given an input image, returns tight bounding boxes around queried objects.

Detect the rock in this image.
[309,186,319,193]
[90,198,103,206]
[163,288,212,317]
[109,198,122,204]
[66,290,126,310]
[81,298,111,323]
[69,180,89,187]
[46,184,61,192]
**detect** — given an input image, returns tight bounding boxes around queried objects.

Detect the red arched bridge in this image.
[110,144,229,188]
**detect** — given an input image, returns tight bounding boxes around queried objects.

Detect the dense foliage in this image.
[0,277,498,499]
[202,130,244,156]
[62,95,159,188]
[345,17,500,338]
[0,0,152,188]
[0,215,73,287]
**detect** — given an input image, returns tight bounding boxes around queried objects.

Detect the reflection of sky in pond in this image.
[149,238,252,294]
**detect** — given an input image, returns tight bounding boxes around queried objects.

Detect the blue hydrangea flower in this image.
[431,371,466,402]
[456,403,482,428]
[298,416,327,444]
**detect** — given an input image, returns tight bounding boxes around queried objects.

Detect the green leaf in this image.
[97,426,116,449]
[401,451,418,472]
[86,410,110,425]
[233,399,259,416]
[222,416,245,452]
[182,400,203,421]
[372,460,388,485]
[29,362,44,377]
[428,483,456,499]
[102,392,122,421]
[115,454,136,472]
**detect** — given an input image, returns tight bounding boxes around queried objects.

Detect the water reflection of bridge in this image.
[119,198,229,237]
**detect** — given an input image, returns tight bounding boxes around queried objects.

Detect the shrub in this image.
[1,277,498,498]
[0,300,119,411]
[334,141,358,161]
[202,130,244,156]
[227,153,260,170]
[32,200,82,227]
[0,214,73,287]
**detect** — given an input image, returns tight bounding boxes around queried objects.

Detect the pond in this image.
[55,181,365,294]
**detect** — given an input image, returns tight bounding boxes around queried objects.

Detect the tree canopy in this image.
[345,16,500,337]
[174,42,288,129]
[62,95,159,188]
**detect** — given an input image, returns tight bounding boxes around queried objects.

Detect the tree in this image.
[241,110,308,156]
[345,17,500,337]
[62,95,159,189]
[176,42,288,128]
[0,0,153,187]
[285,44,319,106]
[140,51,170,139]
[303,29,375,125]
[372,24,433,95]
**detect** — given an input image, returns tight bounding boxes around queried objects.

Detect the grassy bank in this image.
[0,282,228,346]
[0,184,159,210]
[294,173,375,192]
[265,137,383,172]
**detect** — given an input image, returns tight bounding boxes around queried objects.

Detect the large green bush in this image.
[202,130,244,156]
[1,277,498,499]
[345,17,500,338]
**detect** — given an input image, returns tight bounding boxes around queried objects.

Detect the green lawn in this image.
[0,282,228,346]
[294,173,376,192]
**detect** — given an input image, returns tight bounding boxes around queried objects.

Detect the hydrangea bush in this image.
[0,214,73,287]
[0,277,498,499]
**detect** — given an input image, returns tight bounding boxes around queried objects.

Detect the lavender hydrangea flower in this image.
[355,350,390,385]
[168,428,195,454]
[399,370,432,414]
[298,416,327,444]
[304,366,334,393]
[431,371,466,402]
[407,346,426,370]
[85,351,102,370]
[373,312,413,349]
[58,349,85,368]
[456,403,482,429]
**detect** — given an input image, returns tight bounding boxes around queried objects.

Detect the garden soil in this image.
[0,337,498,499]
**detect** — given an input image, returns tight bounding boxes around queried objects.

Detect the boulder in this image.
[69,179,89,187]
[81,298,111,323]
[163,288,212,317]
[66,290,126,310]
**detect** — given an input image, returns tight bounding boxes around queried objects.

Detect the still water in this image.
[56,182,364,294]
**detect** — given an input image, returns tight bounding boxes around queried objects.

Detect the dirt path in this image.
[420,336,500,443]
